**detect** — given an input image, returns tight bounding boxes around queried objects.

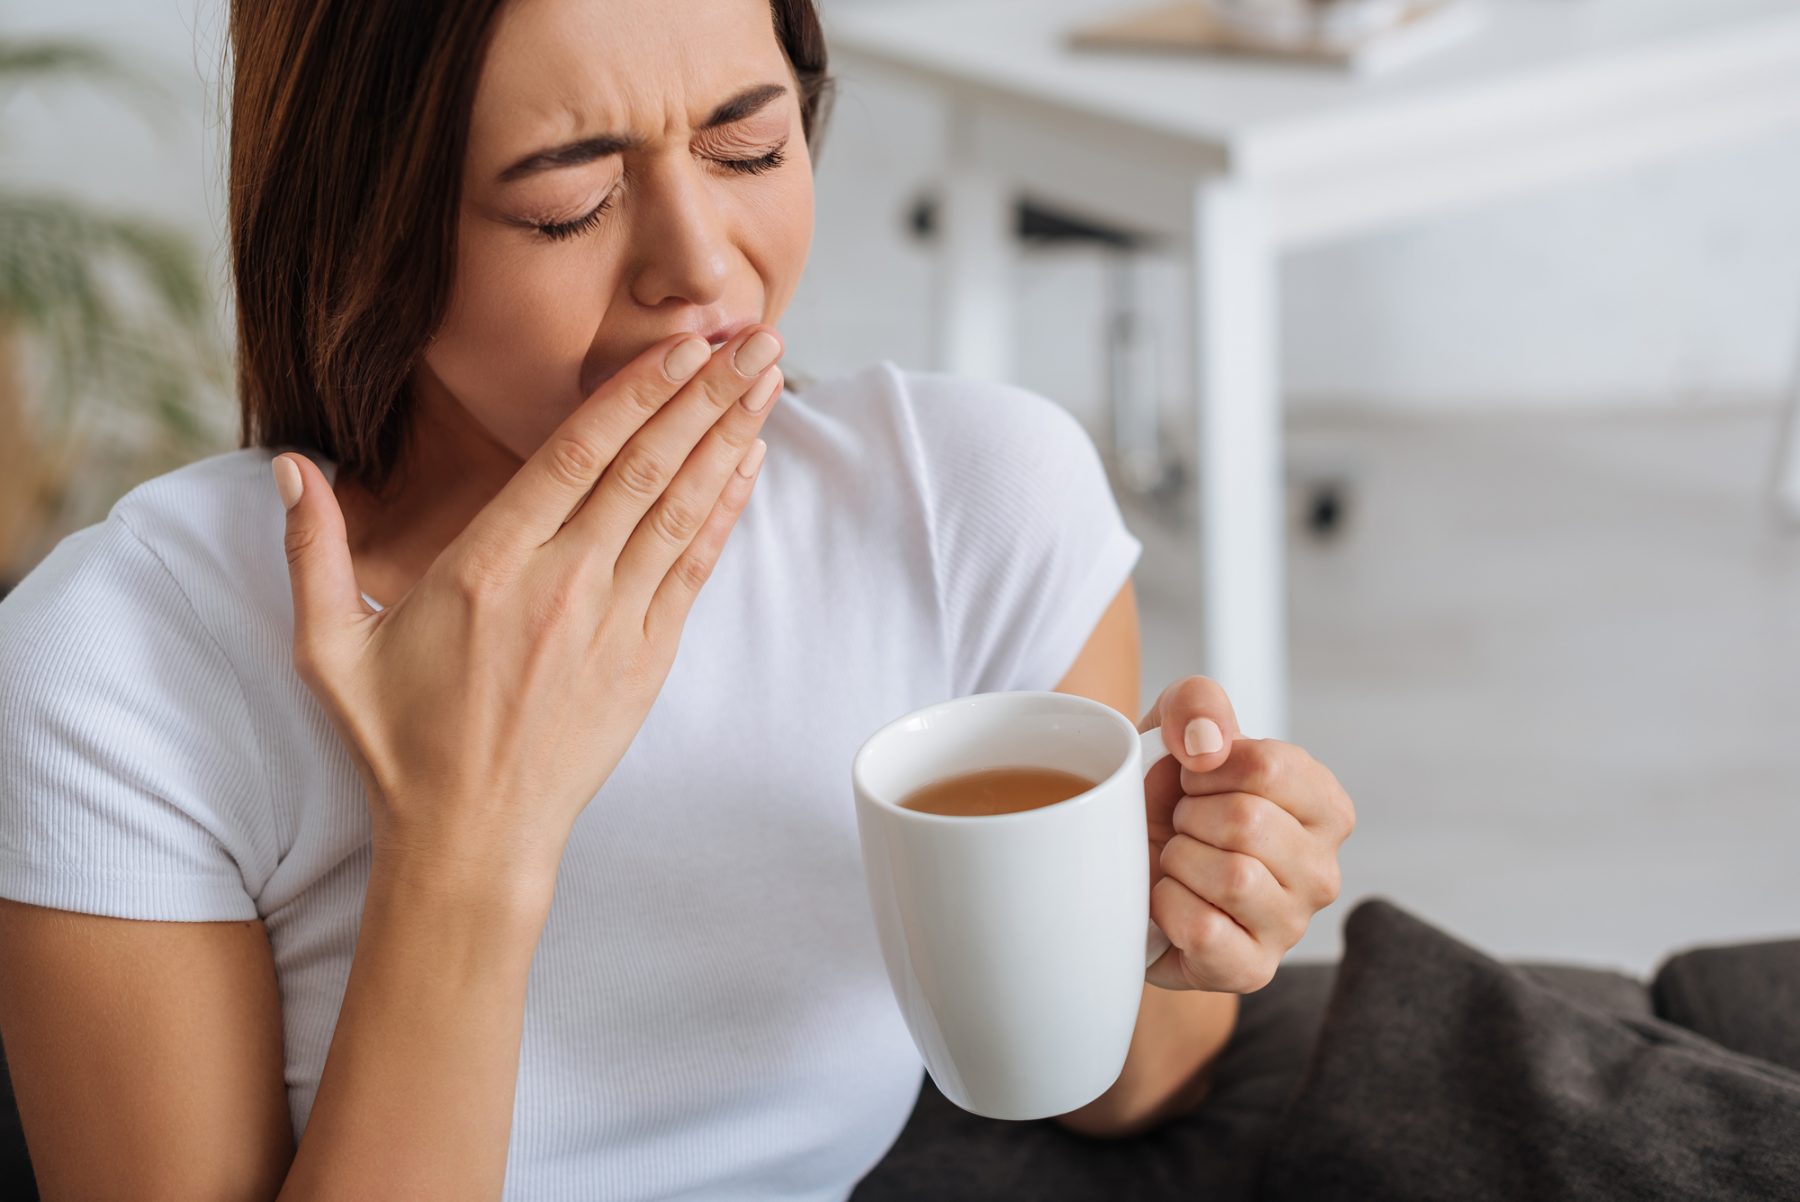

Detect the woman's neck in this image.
[332,374,523,609]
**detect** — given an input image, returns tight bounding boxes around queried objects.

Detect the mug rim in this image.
[851,689,1141,825]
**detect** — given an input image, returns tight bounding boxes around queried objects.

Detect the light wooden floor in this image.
[1125,405,1800,976]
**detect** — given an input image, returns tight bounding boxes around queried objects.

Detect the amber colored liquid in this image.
[896,766,1099,817]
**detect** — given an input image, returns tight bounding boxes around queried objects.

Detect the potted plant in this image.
[0,39,227,597]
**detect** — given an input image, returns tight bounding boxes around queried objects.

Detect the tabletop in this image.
[823,0,1800,176]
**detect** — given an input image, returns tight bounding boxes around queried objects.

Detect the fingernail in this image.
[742,367,782,413]
[665,338,710,381]
[734,330,781,377]
[737,437,767,478]
[1184,717,1223,756]
[271,455,303,510]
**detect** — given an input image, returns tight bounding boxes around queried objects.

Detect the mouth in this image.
[702,320,753,352]
[582,320,758,397]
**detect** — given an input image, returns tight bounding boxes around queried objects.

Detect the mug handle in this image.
[1139,728,1177,971]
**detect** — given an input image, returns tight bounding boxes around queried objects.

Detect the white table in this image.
[824,0,1800,737]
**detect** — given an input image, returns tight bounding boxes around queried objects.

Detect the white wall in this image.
[13,0,1800,421]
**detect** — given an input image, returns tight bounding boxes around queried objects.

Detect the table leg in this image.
[1187,178,1288,739]
[934,145,1014,381]
[1773,317,1800,525]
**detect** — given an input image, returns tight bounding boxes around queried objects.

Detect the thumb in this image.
[1140,675,1240,776]
[272,452,365,670]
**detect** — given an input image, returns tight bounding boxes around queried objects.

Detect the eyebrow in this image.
[497,82,790,182]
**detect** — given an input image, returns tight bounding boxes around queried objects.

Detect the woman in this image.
[0,0,1354,1197]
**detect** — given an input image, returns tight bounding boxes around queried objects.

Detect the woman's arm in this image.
[0,900,294,1201]
[0,855,550,1202]
[277,853,550,1199]
[1048,580,1241,1138]
[1050,581,1355,1138]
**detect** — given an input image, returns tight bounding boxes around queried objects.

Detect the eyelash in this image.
[532,143,789,242]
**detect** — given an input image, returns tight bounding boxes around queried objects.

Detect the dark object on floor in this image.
[855,900,1800,1201]
[1303,480,1349,540]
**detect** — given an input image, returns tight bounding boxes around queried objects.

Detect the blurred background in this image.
[3,0,1797,974]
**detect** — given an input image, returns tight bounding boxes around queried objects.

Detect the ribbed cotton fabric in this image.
[0,362,1143,1200]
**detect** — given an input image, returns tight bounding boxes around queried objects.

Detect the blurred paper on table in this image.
[1068,0,1488,76]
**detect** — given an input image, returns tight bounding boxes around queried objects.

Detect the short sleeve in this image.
[0,515,268,921]
[900,371,1145,697]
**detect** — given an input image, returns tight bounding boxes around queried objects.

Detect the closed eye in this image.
[530,139,790,241]
[715,143,787,175]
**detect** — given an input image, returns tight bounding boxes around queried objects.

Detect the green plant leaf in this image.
[0,196,226,452]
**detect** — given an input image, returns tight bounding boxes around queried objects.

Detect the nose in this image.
[626,159,732,312]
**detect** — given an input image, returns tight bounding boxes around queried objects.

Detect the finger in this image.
[1139,676,1241,777]
[555,325,782,571]
[1181,739,1351,835]
[461,331,712,564]
[1170,791,1313,894]
[273,452,367,684]
[642,435,765,646]
[606,365,781,610]
[1149,875,1277,994]
[1159,835,1304,952]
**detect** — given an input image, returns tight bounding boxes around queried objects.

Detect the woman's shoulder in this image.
[0,447,289,707]
[0,448,286,922]
[789,364,1139,697]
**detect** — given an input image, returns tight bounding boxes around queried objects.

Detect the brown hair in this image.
[229,0,832,495]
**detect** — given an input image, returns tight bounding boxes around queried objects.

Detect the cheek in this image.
[424,221,615,448]
[750,163,815,322]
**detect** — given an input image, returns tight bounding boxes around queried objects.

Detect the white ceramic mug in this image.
[851,690,1174,1120]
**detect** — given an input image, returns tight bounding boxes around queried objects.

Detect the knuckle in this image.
[611,447,666,502]
[1218,852,1261,903]
[546,434,602,489]
[1159,833,1191,871]
[1174,674,1229,711]
[282,522,318,567]
[673,550,714,593]
[624,379,671,418]
[1219,794,1263,850]
[1280,906,1310,948]
[1184,906,1230,953]
[532,576,582,627]
[695,369,740,411]
[1239,741,1283,792]
[715,420,755,452]
[1317,860,1343,907]
[452,550,508,606]
[649,496,703,545]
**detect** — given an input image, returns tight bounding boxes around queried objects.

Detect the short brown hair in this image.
[229,0,832,494]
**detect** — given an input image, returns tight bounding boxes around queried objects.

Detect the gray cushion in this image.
[1257,901,1800,1202]
[853,952,1647,1201]
[1654,939,1800,1075]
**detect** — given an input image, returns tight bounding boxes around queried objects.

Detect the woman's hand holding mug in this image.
[271,326,785,902]
[1140,676,1356,993]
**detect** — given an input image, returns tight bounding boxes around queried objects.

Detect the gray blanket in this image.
[1259,900,1800,1201]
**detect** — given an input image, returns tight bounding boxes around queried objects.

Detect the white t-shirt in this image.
[0,362,1143,1201]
